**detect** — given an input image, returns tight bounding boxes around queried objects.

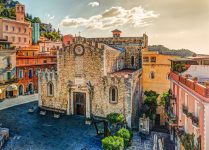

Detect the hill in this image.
[148,45,196,57]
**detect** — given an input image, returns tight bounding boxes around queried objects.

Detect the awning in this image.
[7,84,18,91]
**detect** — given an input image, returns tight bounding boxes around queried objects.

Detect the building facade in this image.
[38,30,147,128]
[32,23,40,44]
[63,34,74,47]
[0,3,32,48]
[0,39,18,100]
[16,46,57,96]
[142,49,178,125]
[39,38,62,53]
[169,63,209,150]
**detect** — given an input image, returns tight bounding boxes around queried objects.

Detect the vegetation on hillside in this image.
[148,45,196,57]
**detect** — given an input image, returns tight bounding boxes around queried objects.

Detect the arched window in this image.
[109,86,118,103]
[150,72,155,79]
[47,82,54,96]
[131,56,135,66]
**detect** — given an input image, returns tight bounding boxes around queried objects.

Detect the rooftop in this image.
[111,29,122,33]
[170,65,209,100]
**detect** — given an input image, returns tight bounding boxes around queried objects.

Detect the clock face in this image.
[74,44,85,56]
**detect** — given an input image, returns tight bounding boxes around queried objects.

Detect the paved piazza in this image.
[0,102,101,150]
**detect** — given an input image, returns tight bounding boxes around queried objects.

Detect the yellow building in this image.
[142,49,178,125]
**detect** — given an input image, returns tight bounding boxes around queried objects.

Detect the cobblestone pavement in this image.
[0,94,38,110]
[0,102,101,150]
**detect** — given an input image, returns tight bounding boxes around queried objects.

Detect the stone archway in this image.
[28,83,34,94]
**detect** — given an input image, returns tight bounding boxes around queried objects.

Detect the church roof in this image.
[111,29,122,33]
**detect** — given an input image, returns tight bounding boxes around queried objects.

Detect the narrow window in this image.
[131,56,135,66]
[150,57,156,62]
[47,82,54,96]
[150,72,155,79]
[109,86,118,103]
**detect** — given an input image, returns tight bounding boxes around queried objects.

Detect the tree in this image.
[32,17,41,23]
[141,90,159,119]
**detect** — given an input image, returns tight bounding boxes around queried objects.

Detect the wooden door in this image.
[74,92,86,116]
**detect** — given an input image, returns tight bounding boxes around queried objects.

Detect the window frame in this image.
[131,56,135,66]
[47,82,54,97]
[143,57,149,62]
[150,71,155,79]
[109,86,118,104]
[150,57,156,62]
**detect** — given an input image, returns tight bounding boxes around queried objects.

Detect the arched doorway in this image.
[28,83,34,94]
[18,85,23,96]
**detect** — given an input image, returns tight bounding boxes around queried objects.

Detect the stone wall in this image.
[39,39,142,128]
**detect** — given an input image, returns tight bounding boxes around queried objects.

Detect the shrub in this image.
[102,136,124,150]
[107,113,125,124]
[116,128,132,148]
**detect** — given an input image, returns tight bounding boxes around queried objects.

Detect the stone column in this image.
[38,74,42,107]
[71,90,74,115]
[86,92,90,118]
[67,89,71,115]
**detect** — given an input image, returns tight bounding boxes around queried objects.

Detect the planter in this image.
[85,120,91,125]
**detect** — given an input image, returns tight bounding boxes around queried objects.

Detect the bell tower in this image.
[16,3,25,22]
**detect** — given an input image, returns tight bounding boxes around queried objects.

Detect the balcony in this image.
[192,116,199,127]
[165,107,177,125]
[0,78,19,85]
[182,105,188,115]
[175,126,185,138]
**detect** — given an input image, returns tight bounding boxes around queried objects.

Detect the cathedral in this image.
[38,30,148,128]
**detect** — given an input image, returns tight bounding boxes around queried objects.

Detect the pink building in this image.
[0,3,32,48]
[169,62,209,150]
[63,34,74,47]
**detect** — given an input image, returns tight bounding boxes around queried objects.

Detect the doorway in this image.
[155,114,161,126]
[73,92,86,116]
[28,83,34,94]
[18,85,23,95]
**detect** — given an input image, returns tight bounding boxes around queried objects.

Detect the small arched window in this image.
[47,82,54,96]
[131,56,135,66]
[109,86,118,103]
[150,72,155,79]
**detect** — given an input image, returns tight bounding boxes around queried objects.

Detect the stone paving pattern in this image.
[0,102,101,150]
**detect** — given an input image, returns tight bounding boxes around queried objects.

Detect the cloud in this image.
[88,2,99,7]
[44,14,55,23]
[59,6,159,29]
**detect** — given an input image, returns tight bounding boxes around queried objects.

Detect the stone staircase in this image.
[127,132,175,150]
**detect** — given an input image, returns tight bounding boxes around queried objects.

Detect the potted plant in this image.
[85,117,91,125]
[116,128,133,148]
[102,136,124,150]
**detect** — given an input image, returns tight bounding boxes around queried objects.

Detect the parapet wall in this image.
[170,71,209,98]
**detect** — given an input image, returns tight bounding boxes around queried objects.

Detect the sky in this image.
[18,0,209,54]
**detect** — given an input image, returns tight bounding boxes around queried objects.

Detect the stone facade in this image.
[39,32,147,128]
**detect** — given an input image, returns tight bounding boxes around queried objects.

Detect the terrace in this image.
[170,68,209,99]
